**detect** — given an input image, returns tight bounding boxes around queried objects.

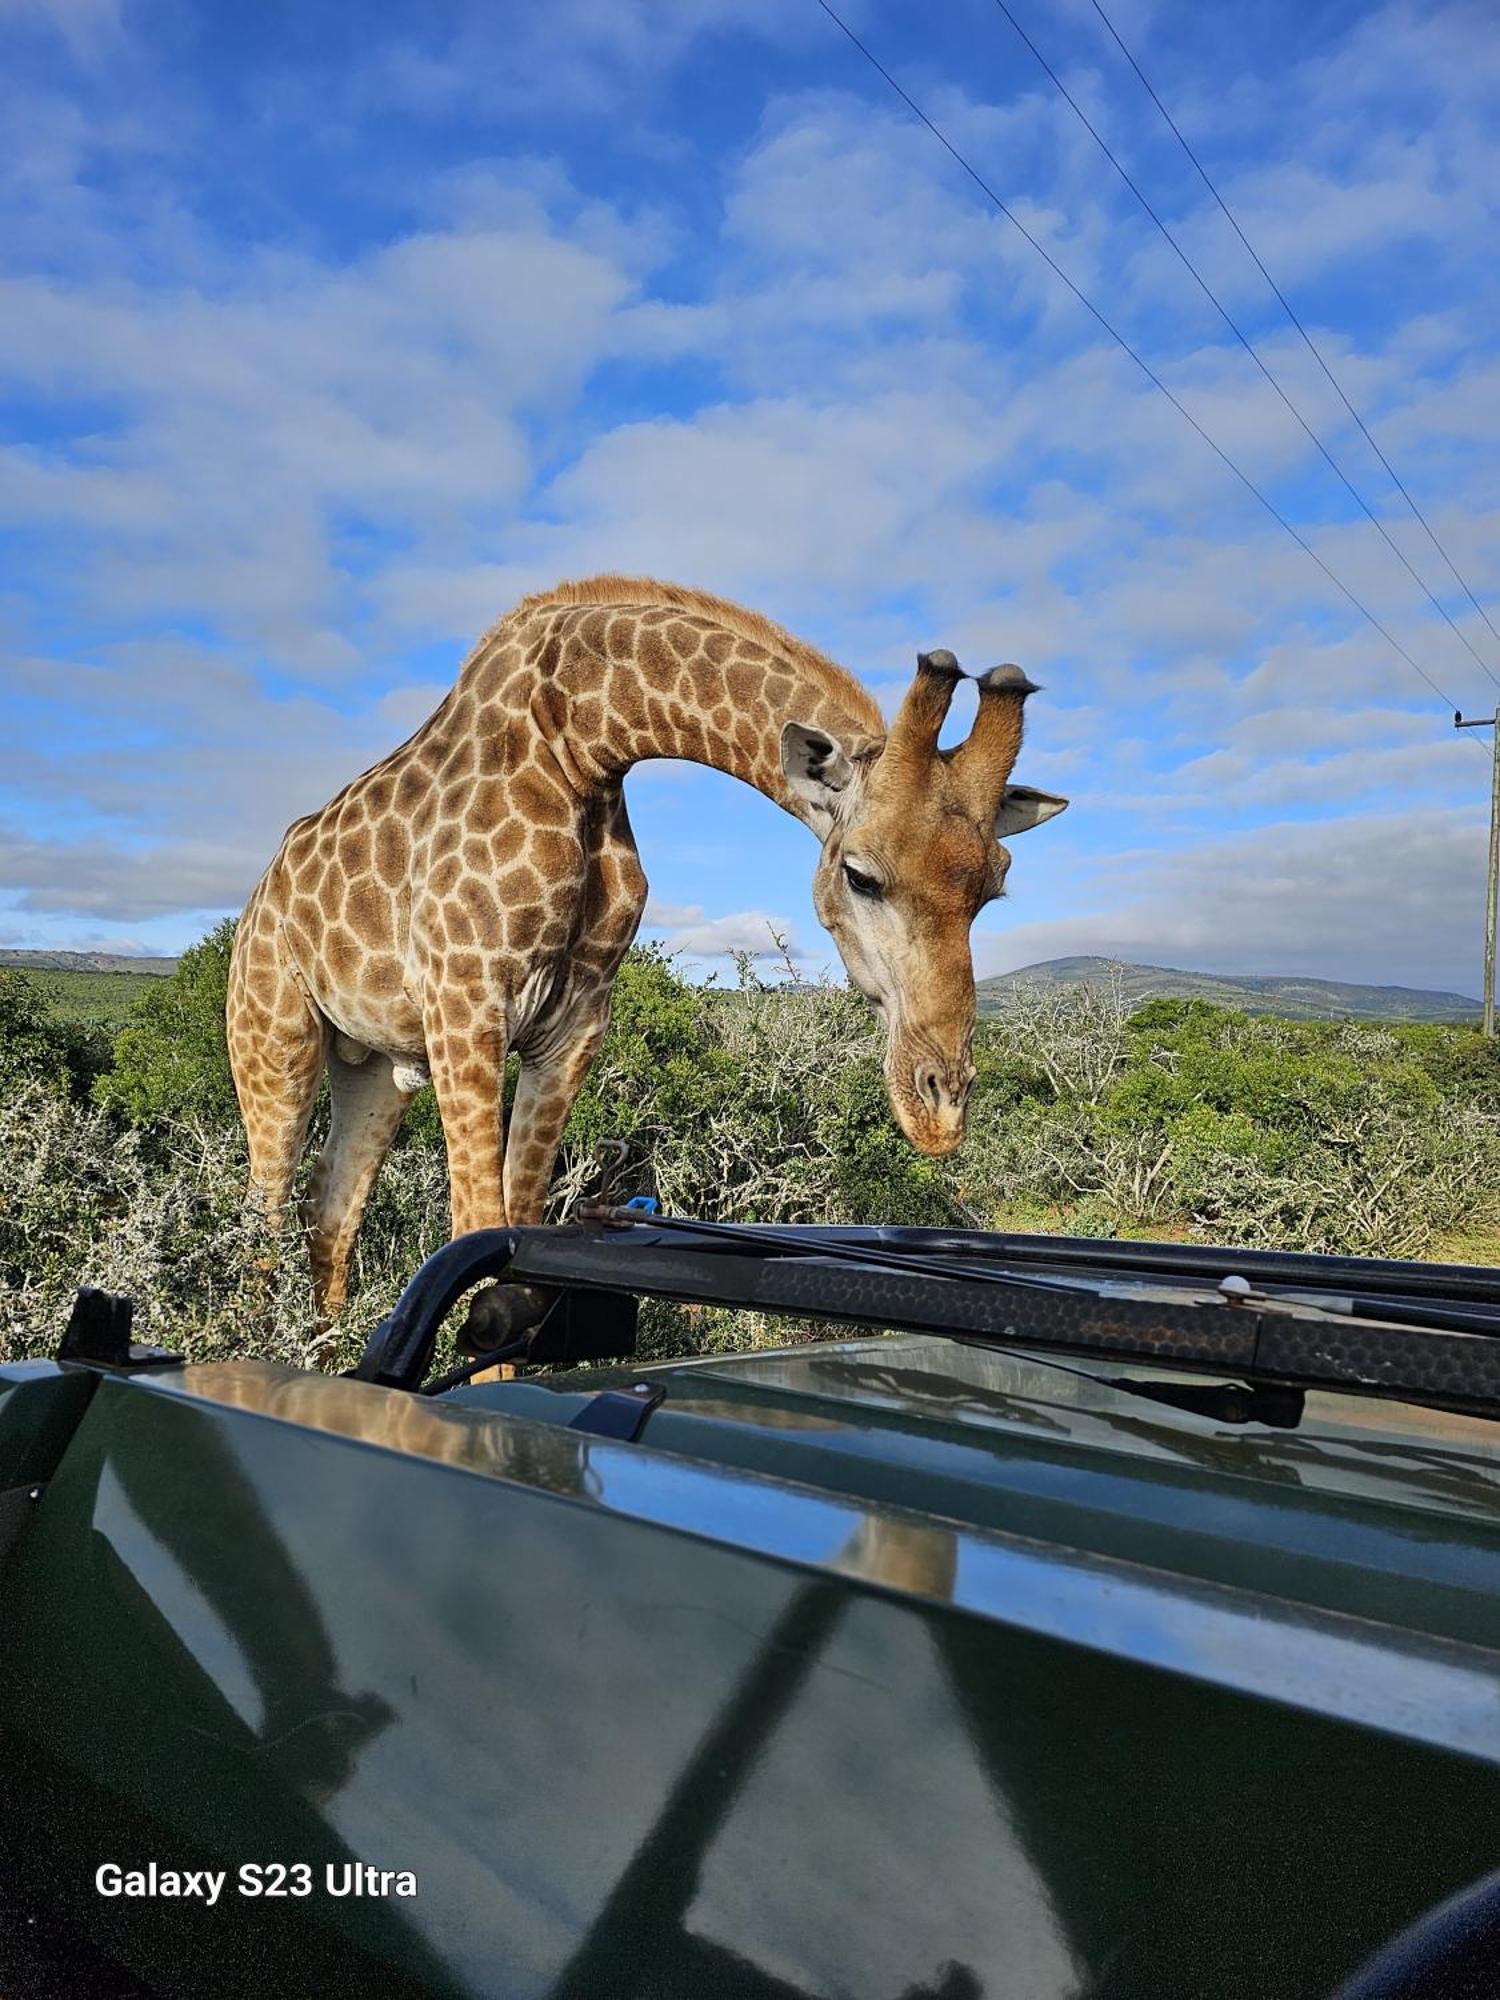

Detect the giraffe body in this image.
[228,576,1066,1319]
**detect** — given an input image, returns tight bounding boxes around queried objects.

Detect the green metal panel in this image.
[0,1361,99,1584]
[2,1357,1499,1998]
[0,1361,98,1489]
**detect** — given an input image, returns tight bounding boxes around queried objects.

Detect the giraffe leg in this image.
[500,784,645,1229]
[425,1010,533,1372]
[503,1003,612,1225]
[440,1001,614,1380]
[227,933,327,1226]
[428,1011,509,1236]
[302,1050,411,1320]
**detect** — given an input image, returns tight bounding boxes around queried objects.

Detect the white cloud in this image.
[0,826,259,921]
[368,683,447,738]
[0,196,655,666]
[2,0,1497,986]
[0,0,121,60]
[976,805,1487,994]
[643,899,806,961]
[352,0,815,123]
[0,644,415,916]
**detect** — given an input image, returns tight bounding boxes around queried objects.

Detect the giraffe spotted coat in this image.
[228,574,1065,1322]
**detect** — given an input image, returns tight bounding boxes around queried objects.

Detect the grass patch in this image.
[23,967,168,1031]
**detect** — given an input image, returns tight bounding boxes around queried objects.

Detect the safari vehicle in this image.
[2,1216,1499,2000]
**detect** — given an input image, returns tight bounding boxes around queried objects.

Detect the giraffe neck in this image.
[465,585,885,824]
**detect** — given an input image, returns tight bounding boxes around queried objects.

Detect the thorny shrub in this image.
[2,950,1497,1367]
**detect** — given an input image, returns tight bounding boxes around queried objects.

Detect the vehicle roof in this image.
[455,1330,1500,1650]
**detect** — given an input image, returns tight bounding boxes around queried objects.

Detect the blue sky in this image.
[2,0,1497,993]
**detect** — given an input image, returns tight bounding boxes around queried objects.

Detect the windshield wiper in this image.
[575,1202,1106,1294]
[589,1212,1315,1427]
[579,1208,1500,1334]
[570,1209,1500,1427]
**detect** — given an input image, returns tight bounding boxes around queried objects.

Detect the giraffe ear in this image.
[995,785,1069,839]
[781,721,856,830]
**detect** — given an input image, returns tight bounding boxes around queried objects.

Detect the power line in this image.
[988,0,1500,692]
[809,0,1474,727]
[1087,0,1500,659]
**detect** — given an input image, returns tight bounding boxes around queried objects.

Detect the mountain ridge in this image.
[0,949,179,977]
[977,955,1480,1023]
[0,948,1484,1024]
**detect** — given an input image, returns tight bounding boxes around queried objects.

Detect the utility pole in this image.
[1455,706,1500,1038]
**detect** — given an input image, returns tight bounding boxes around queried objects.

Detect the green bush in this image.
[964,980,1500,1256]
[0,971,110,1104]
[0,972,76,1102]
[0,1081,451,1371]
[554,952,959,1228]
[95,918,240,1127]
[3,937,1499,1367]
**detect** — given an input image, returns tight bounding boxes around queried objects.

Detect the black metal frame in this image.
[350,1217,1500,1421]
[57,1288,181,1371]
[788,1224,1500,1304]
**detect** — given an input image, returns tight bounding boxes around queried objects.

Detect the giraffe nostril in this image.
[917,1067,943,1113]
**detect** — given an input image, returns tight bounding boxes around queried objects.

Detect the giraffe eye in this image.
[843,862,882,900]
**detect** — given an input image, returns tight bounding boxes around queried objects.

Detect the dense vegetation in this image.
[3,924,1498,1370]
[0,965,172,1031]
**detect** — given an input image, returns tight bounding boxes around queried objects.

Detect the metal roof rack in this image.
[352,1215,1500,1423]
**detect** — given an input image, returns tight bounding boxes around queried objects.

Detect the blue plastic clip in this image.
[624,1195,660,1214]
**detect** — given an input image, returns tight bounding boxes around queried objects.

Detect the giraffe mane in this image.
[496,573,884,735]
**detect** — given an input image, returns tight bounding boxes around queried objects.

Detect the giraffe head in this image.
[781,651,1067,1155]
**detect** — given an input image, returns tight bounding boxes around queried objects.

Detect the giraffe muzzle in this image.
[884,1044,974,1156]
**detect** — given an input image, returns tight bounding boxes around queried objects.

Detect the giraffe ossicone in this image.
[226,575,1068,1320]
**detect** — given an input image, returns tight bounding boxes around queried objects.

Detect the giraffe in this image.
[227,576,1067,1341]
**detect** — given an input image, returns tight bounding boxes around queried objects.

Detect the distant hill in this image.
[0,949,178,977]
[0,948,1482,1024]
[977,956,1481,1024]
